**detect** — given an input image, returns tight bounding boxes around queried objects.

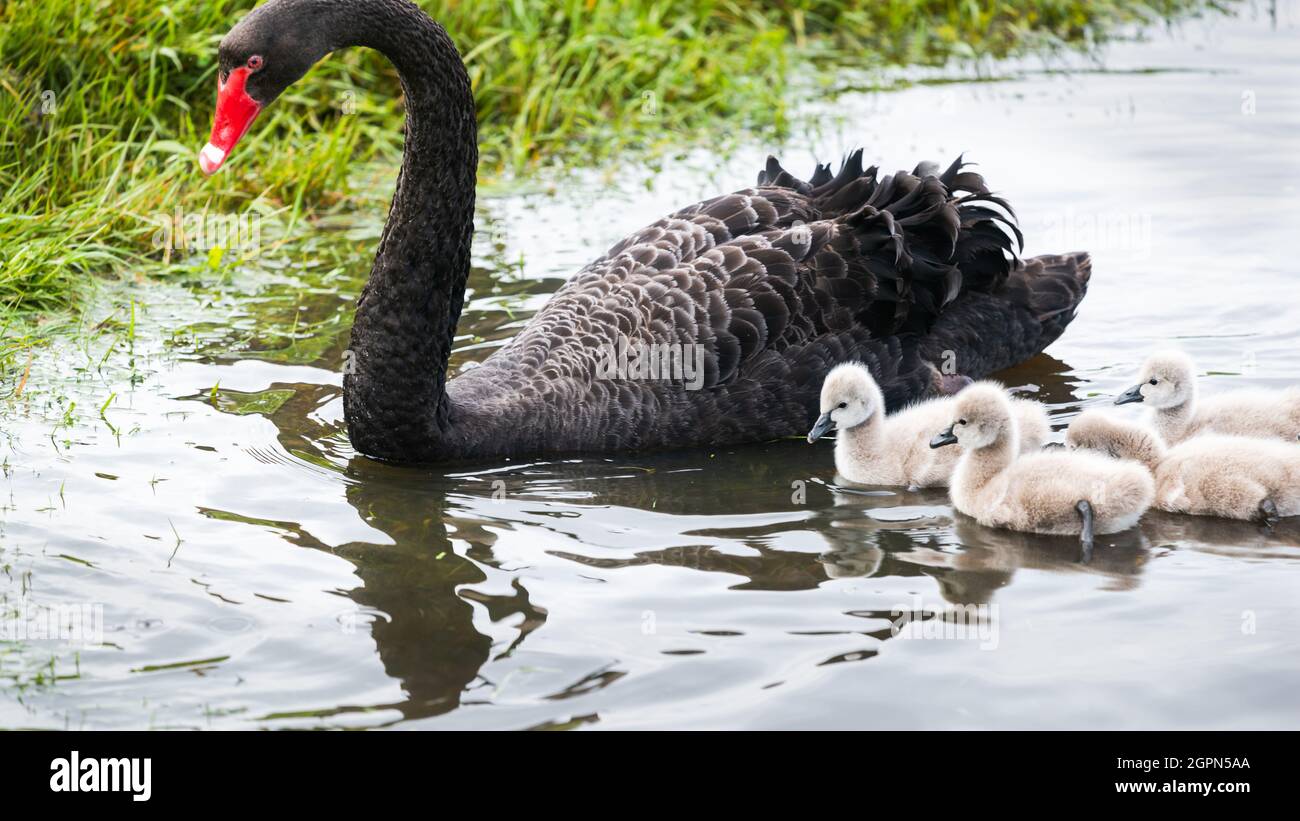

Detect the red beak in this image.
[199,66,262,175]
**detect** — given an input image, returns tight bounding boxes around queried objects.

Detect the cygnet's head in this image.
[807,363,883,443]
[1065,410,1124,455]
[1115,350,1196,409]
[1066,409,1165,468]
[930,383,1012,451]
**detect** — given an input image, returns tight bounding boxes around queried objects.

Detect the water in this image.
[3,2,1300,729]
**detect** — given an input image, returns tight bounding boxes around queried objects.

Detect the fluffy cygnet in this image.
[1116,349,1300,445]
[1067,409,1300,525]
[808,363,1049,488]
[931,384,1154,557]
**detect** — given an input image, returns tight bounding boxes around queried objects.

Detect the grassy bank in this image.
[0,0,1225,353]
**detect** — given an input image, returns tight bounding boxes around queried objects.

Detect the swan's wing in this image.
[491,154,1024,392]
[491,173,999,399]
[456,152,1086,452]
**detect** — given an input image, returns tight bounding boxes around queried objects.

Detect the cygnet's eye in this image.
[1148,378,1158,385]
[837,402,847,409]
[958,419,968,426]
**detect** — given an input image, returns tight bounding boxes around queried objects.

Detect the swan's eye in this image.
[837,402,847,409]
[247,54,264,71]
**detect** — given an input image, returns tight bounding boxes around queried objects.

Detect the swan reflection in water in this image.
[211,352,1297,724]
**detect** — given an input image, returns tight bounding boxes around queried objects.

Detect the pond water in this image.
[3,2,1300,729]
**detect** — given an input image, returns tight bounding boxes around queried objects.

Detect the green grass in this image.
[0,0,1228,357]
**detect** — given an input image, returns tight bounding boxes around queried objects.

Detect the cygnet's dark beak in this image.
[807,412,835,443]
[930,424,958,449]
[1115,384,1146,406]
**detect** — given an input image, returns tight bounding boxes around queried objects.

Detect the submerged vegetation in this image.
[0,0,1227,354]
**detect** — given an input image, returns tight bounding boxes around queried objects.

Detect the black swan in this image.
[201,0,1090,463]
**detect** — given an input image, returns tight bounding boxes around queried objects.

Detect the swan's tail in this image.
[919,251,1091,379]
[1014,251,1092,345]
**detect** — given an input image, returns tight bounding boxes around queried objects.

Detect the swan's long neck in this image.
[340,4,478,460]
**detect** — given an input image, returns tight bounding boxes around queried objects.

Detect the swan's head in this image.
[201,0,339,174]
[807,363,883,443]
[1116,349,1195,409]
[931,383,1011,451]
